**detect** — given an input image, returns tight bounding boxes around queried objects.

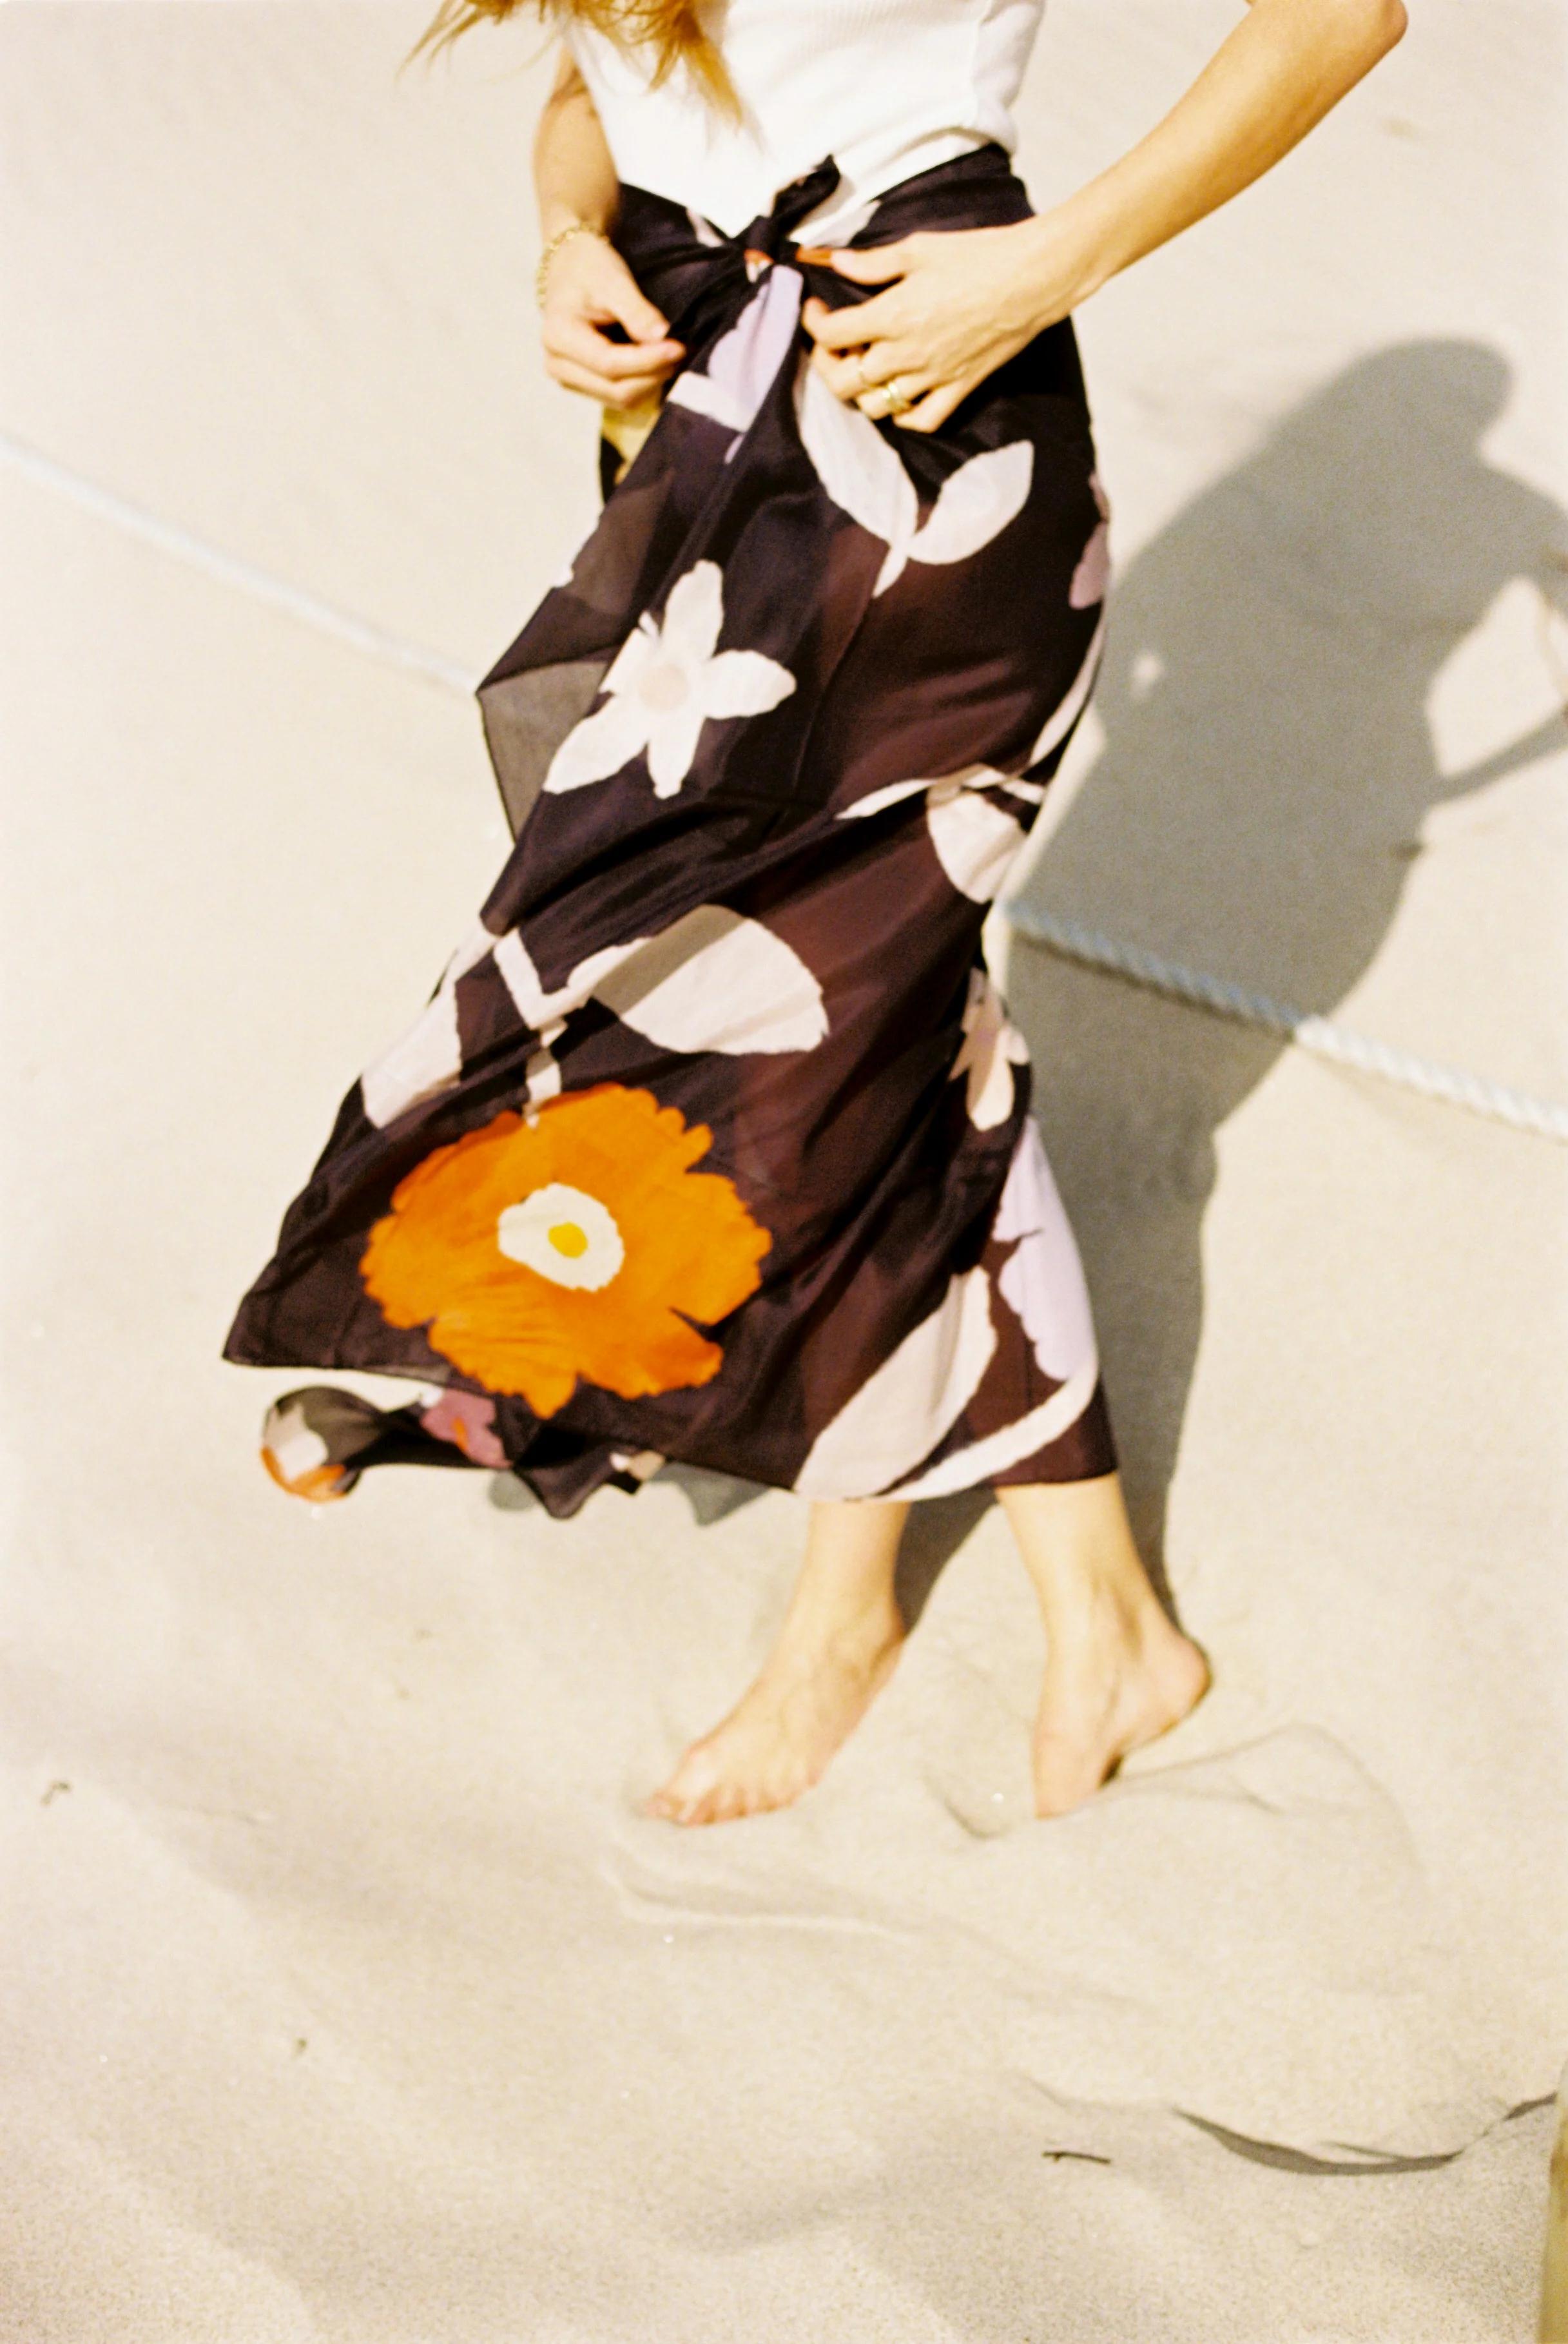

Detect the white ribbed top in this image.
[565,0,1046,241]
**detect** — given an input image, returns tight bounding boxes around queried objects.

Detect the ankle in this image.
[776,1582,903,1665]
[1031,1554,1165,1648]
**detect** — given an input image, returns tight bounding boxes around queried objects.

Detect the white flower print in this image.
[950,969,1030,1129]
[543,561,796,800]
[793,1266,998,1500]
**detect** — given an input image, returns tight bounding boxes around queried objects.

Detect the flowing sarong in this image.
[224,143,1119,1518]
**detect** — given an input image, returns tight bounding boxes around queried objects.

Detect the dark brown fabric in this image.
[226,146,1119,1518]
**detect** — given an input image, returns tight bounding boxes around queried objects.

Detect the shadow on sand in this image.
[1001,336,1564,1581]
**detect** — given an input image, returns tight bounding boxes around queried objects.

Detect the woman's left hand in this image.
[799,215,1090,433]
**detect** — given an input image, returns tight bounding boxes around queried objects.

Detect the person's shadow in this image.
[1003,337,1565,1575]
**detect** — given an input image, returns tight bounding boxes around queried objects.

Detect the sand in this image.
[2,3,1565,2337]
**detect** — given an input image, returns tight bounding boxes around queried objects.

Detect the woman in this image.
[226,0,1404,1824]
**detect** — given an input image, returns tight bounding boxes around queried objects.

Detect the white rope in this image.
[1007,908,1568,1145]
[0,431,476,696]
[8,427,1566,1148]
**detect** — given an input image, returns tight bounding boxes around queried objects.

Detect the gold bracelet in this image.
[536,220,610,308]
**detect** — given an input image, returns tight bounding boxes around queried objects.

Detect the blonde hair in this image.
[416,0,737,113]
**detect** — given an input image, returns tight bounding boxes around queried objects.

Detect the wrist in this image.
[537,196,614,242]
[1011,195,1125,331]
[535,217,613,307]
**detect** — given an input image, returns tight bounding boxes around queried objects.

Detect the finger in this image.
[599,268,679,347]
[795,238,912,285]
[806,290,905,352]
[811,342,873,402]
[895,379,969,434]
[547,359,626,403]
[601,374,673,409]
[548,351,670,403]
[546,315,683,378]
[548,356,662,405]
[856,367,938,421]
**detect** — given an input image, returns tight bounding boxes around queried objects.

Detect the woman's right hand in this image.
[539,229,685,411]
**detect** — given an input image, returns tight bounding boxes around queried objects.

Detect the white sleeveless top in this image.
[565,0,1046,243]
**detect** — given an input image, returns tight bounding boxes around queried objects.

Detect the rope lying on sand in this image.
[8,427,1566,1149]
[1005,910,1568,1145]
[1,431,474,695]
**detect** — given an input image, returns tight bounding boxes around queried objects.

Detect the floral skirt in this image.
[224,143,1120,1518]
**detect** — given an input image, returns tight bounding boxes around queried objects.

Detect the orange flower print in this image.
[360,1085,771,1417]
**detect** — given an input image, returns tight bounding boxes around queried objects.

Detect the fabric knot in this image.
[735,156,844,263]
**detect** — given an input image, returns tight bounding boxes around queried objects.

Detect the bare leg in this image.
[998,1475,1210,1817]
[643,1498,908,1825]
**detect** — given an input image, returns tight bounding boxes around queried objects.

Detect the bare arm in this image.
[533,48,685,409]
[804,0,1409,431]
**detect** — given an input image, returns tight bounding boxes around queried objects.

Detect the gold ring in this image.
[882,376,915,416]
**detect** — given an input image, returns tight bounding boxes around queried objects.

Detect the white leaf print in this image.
[949,969,1030,1130]
[925,786,1027,902]
[524,1044,563,1109]
[360,920,495,1128]
[837,762,1005,822]
[1069,519,1110,609]
[793,1268,997,1500]
[1027,606,1107,769]
[837,775,936,821]
[666,371,746,433]
[667,267,804,439]
[492,929,644,1031]
[904,440,1033,570]
[882,1361,1100,1500]
[543,559,795,802]
[797,362,1035,600]
[994,1118,1098,1381]
[592,904,827,1054]
[795,358,918,563]
[1069,469,1112,608]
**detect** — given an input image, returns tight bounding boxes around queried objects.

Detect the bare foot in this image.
[1032,1588,1210,1817]
[643,1596,904,1825]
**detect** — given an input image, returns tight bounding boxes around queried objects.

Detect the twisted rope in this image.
[1007,909,1568,1144]
[8,427,1566,1147]
[1,431,474,695]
